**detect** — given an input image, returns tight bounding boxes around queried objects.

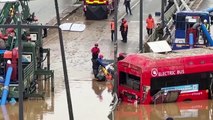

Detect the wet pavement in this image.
[28,0,77,25]
[0,0,212,120]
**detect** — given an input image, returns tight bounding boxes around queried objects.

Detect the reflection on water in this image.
[92,80,113,101]
[0,79,54,120]
[115,100,213,120]
[0,76,212,120]
[92,80,106,101]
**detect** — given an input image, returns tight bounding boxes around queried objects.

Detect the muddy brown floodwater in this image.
[0,0,213,120]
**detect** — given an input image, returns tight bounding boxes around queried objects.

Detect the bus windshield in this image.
[119,71,140,91]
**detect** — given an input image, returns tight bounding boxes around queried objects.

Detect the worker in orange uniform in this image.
[120,18,128,43]
[123,19,128,43]
[110,19,115,42]
[146,14,155,36]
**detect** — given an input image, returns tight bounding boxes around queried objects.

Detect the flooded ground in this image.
[115,100,213,120]
[0,0,212,120]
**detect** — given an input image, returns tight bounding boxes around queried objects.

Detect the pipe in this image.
[0,67,13,105]
[205,8,213,13]
[201,24,213,46]
[189,33,194,49]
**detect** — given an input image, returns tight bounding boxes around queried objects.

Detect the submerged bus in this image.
[117,47,213,104]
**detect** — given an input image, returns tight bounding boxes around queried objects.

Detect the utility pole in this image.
[113,0,118,94]
[139,0,143,52]
[54,0,74,119]
[161,0,165,27]
[18,20,24,120]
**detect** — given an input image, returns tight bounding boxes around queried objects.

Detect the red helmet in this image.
[95,43,98,46]
[99,54,103,59]
[123,19,127,23]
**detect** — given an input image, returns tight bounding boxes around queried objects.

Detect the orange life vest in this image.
[110,21,115,31]
[146,18,154,29]
[123,22,128,32]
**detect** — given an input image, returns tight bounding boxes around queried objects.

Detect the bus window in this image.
[119,72,140,91]
[150,72,211,96]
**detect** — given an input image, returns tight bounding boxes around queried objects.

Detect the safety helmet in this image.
[99,54,103,59]
[123,19,127,23]
[204,19,207,23]
[95,43,98,46]
[119,52,126,57]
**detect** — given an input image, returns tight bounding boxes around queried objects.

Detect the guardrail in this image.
[23,61,34,88]
[143,0,193,52]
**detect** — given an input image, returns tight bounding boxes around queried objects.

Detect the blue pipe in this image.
[189,33,194,49]
[200,24,213,46]
[0,67,13,105]
[1,106,9,120]
[205,8,213,13]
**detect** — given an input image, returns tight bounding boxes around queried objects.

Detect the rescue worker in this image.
[120,18,128,43]
[118,52,126,61]
[92,54,106,80]
[155,23,164,40]
[91,43,100,77]
[203,19,210,45]
[203,19,210,32]
[91,43,100,60]
[120,18,125,41]
[146,14,155,36]
[97,54,106,67]
[124,0,132,15]
[110,19,115,42]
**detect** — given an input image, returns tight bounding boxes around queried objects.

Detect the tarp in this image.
[59,23,86,32]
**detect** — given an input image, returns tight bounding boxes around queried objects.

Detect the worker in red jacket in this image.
[91,43,100,60]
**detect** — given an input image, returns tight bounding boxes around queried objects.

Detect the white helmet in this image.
[7,60,11,64]
[204,19,207,23]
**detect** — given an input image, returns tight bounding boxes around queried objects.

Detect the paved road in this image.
[119,0,162,53]
[28,0,76,24]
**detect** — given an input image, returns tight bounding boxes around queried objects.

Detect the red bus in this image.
[117,48,213,104]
